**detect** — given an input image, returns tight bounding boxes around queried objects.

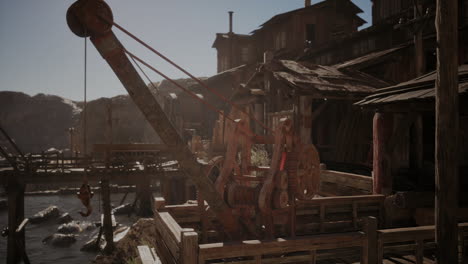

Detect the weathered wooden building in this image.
[235,59,388,173]
[212,0,366,73]
[356,64,468,226]
[301,0,468,84]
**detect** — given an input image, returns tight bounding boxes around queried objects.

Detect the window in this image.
[274,31,287,50]
[305,24,316,46]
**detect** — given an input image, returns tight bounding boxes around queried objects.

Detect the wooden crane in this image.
[66,0,321,240]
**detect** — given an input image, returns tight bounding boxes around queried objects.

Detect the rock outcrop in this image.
[30,205,60,224]
[111,203,133,215]
[42,233,77,247]
[93,219,158,264]
[74,95,162,153]
[57,213,73,224]
[57,220,94,234]
[0,91,81,153]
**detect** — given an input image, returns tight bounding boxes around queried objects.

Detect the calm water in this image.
[0,193,138,264]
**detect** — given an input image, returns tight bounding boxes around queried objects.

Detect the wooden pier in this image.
[0,143,192,264]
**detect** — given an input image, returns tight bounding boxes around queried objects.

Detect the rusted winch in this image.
[205,109,321,238]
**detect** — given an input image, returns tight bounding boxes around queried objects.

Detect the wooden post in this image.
[362,216,378,264]
[154,197,166,211]
[414,0,425,76]
[101,179,115,253]
[299,96,313,144]
[137,173,153,217]
[7,176,25,264]
[435,0,459,263]
[372,112,393,195]
[181,231,198,264]
[254,103,265,135]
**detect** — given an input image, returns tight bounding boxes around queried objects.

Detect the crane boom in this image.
[66,0,240,238]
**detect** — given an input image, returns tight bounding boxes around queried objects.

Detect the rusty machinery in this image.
[204,108,320,238]
[66,0,320,240]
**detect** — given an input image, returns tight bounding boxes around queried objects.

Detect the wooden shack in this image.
[239,59,389,175]
[356,64,468,227]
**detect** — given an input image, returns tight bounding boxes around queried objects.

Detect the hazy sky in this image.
[0,0,372,101]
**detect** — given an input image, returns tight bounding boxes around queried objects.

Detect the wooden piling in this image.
[435,0,459,263]
[137,173,153,217]
[181,231,198,264]
[101,179,115,253]
[7,175,25,264]
[372,112,393,195]
[362,216,377,264]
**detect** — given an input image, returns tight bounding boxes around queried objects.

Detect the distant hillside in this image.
[73,95,161,153]
[0,78,207,154]
[0,91,81,153]
[151,77,208,95]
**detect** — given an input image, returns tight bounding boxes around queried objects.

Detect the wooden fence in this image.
[151,196,468,264]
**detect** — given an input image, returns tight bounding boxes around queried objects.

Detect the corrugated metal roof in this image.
[267,60,389,96]
[356,65,468,106]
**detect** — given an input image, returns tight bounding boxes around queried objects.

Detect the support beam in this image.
[299,96,313,144]
[254,103,265,135]
[137,172,153,216]
[372,112,393,195]
[435,0,459,263]
[7,176,25,264]
[101,179,115,253]
[414,0,425,76]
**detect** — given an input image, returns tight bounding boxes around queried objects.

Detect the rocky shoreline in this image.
[92,218,157,264]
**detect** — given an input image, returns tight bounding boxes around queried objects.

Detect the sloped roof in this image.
[264,60,389,97]
[212,33,251,48]
[334,45,408,70]
[356,64,468,106]
[251,0,365,34]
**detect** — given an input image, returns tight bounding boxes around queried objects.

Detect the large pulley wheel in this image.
[67,0,114,38]
[296,144,320,200]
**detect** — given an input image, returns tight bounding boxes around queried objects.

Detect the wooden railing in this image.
[198,217,378,264]
[153,210,198,264]
[377,223,468,264]
[153,196,468,263]
[320,169,373,196]
[295,195,385,234]
[156,194,384,237]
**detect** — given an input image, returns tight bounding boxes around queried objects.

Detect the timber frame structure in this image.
[2,0,467,263]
